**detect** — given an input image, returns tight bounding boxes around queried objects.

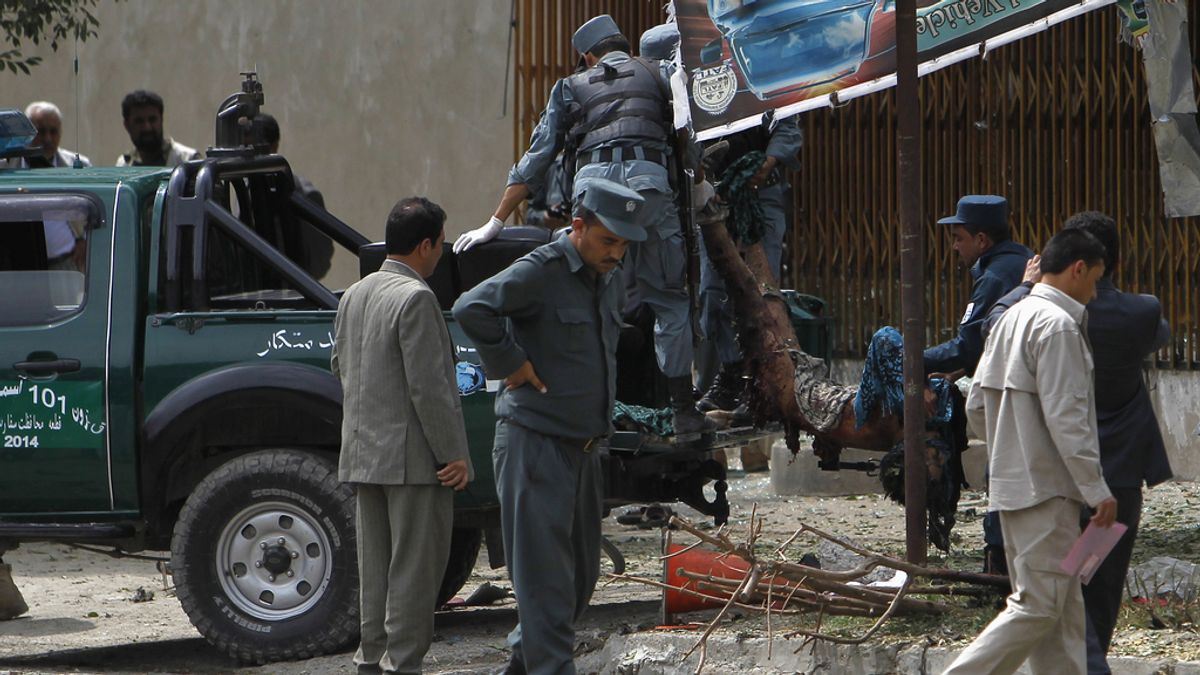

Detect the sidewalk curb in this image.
[577,631,1200,674]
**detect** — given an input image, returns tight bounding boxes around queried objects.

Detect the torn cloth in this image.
[1140,0,1200,217]
[613,401,674,437]
[793,349,855,433]
[715,150,770,245]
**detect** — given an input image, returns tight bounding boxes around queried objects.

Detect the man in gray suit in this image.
[332,197,473,674]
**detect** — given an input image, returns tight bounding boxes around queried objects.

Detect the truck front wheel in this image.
[171,449,358,663]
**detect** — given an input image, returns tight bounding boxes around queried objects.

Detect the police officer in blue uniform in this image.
[926,194,1033,576]
[640,22,804,414]
[455,14,714,435]
[453,179,646,675]
[924,195,1033,377]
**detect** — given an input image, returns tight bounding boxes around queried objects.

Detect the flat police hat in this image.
[640,23,680,60]
[573,15,622,54]
[937,195,1009,235]
[579,179,647,242]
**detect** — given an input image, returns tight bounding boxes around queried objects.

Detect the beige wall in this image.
[0,0,514,289]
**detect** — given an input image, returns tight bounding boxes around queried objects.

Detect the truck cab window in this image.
[0,201,91,327]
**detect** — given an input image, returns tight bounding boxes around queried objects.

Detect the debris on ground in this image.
[461,582,513,607]
[613,508,1008,672]
[1128,557,1199,601]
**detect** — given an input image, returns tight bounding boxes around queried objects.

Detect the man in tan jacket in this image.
[944,228,1117,675]
[332,197,472,674]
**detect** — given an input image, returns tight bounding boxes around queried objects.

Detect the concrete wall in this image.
[829,358,1200,482]
[0,0,514,290]
[1149,369,1200,481]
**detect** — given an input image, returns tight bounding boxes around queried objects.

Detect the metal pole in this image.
[896,0,928,564]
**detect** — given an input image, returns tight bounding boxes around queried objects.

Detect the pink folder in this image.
[1060,521,1128,584]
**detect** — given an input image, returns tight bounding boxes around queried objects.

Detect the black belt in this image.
[505,419,607,453]
[577,147,666,170]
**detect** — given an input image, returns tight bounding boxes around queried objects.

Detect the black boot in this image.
[668,376,719,436]
[982,544,1008,576]
[697,361,743,413]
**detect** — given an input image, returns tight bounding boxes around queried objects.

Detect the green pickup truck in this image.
[0,95,767,663]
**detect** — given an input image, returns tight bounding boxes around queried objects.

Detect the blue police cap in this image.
[573,15,622,54]
[937,195,1009,235]
[578,179,647,242]
[639,23,680,60]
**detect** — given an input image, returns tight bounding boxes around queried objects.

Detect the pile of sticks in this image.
[612,509,1007,673]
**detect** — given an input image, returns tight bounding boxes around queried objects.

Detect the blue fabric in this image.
[455,361,486,396]
[855,327,954,430]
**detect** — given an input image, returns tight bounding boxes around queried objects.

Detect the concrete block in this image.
[1105,656,1173,674]
[770,439,885,497]
[584,632,1199,674]
[768,438,986,499]
[898,644,956,673]
[960,439,988,490]
[1149,369,1200,481]
[1172,660,1200,675]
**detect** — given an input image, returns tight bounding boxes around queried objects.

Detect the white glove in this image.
[691,180,716,211]
[453,216,504,253]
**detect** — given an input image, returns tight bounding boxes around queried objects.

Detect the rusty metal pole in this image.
[896,0,927,564]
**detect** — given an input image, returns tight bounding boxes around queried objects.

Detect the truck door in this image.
[0,193,113,514]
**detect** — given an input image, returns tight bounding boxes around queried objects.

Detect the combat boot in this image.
[0,561,28,620]
[696,361,743,413]
[668,376,719,436]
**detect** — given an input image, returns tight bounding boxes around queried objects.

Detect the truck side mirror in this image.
[700,38,724,65]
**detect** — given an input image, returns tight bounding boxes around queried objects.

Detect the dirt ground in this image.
[1,446,1197,674]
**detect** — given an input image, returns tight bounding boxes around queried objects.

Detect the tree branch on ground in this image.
[610,511,1008,674]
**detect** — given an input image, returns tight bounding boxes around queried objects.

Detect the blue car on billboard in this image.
[704,0,882,100]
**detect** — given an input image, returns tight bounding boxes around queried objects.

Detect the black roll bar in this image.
[163,153,364,312]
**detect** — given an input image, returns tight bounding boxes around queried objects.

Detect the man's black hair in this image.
[121,90,164,119]
[1039,228,1106,275]
[257,113,281,145]
[956,218,1010,244]
[571,203,606,230]
[386,197,446,255]
[590,35,631,58]
[1062,211,1118,278]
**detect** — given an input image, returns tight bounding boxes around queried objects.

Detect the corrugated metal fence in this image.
[512,1,1199,369]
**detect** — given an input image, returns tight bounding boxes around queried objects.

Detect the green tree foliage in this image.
[0,0,104,75]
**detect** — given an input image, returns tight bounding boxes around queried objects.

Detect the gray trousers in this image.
[494,420,604,675]
[623,190,694,379]
[354,483,452,675]
[943,496,1087,675]
[697,183,787,377]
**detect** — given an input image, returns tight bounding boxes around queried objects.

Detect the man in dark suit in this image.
[983,211,1172,675]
